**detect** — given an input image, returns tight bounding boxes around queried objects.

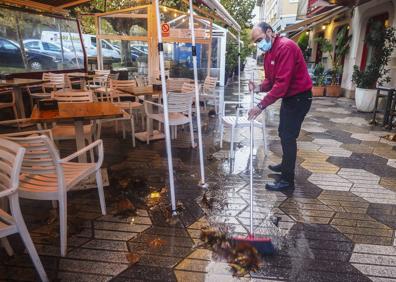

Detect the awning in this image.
[197,0,241,32]
[283,5,348,33]
[0,0,90,14]
[324,0,372,6]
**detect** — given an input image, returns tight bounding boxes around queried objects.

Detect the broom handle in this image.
[249,72,255,236]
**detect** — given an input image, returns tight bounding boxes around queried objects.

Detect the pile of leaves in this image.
[200,227,263,277]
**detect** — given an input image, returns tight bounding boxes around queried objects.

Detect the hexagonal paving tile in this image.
[313,138,343,147]
[318,146,352,157]
[297,149,328,161]
[350,244,396,281]
[280,198,335,224]
[315,107,351,114]
[302,125,327,133]
[308,173,353,191]
[330,117,369,127]
[297,141,321,151]
[351,183,396,205]
[301,160,339,174]
[341,144,374,154]
[350,133,381,142]
[331,213,394,245]
[318,191,369,214]
[387,159,396,169]
[337,168,380,185]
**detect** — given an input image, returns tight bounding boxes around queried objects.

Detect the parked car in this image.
[40,31,121,62]
[0,38,59,71]
[23,39,83,67]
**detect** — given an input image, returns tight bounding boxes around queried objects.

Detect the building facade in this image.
[286,0,396,98]
[256,0,300,32]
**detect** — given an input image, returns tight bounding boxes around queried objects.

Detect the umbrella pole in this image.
[188,0,207,188]
[154,0,177,213]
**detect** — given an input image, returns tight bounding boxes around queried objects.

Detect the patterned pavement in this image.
[1,77,396,281]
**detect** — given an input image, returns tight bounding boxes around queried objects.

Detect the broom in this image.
[231,73,275,256]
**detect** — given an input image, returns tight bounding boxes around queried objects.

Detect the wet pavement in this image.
[1,65,396,281]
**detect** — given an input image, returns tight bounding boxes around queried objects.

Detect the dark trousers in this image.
[278,90,312,183]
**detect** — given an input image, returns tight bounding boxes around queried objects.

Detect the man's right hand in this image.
[248,80,259,93]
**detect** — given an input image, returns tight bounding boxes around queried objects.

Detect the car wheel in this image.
[29,60,43,71]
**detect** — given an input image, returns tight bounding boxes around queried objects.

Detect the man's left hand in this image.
[248,106,263,120]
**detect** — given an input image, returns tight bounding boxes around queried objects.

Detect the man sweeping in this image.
[248,22,312,191]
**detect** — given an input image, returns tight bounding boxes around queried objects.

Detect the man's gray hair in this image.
[257,22,274,33]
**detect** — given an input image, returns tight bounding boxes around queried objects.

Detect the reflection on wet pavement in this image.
[1,66,396,281]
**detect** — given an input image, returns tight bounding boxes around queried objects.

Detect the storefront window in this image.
[0,7,84,74]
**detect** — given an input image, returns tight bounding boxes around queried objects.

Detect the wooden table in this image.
[116,86,164,142]
[0,78,49,121]
[31,102,123,162]
[67,72,94,90]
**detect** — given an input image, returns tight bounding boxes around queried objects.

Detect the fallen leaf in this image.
[115,198,137,218]
[126,253,140,265]
[382,134,396,142]
[149,238,166,248]
[46,208,58,225]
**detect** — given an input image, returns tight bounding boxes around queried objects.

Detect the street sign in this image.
[161,23,170,37]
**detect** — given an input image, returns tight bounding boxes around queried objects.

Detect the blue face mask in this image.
[257,38,272,52]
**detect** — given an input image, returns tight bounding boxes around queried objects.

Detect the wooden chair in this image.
[220,95,268,159]
[3,130,106,257]
[0,138,49,281]
[0,88,18,121]
[200,76,218,113]
[144,91,195,147]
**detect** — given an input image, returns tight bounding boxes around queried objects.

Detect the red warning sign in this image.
[161,23,170,37]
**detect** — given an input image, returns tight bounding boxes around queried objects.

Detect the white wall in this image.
[341,0,396,97]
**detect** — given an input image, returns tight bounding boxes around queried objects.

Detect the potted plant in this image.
[312,63,326,96]
[352,22,396,112]
[327,26,352,97]
[298,32,309,61]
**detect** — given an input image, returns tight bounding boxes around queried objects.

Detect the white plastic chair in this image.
[144,91,195,147]
[27,73,67,105]
[0,138,49,281]
[49,90,97,160]
[94,73,120,101]
[108,79,145,129]
[88,70,110,90]
[200,76,218,113]
[3,130,106,257]
[220,98,268,159]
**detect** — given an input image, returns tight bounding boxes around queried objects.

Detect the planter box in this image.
[355,87,377,112]
[326,85,342,97]
[312,86,325,97]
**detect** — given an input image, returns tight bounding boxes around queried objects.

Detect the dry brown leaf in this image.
[382,134,396,142]
[149,238,166,248]
[126,253,140,265]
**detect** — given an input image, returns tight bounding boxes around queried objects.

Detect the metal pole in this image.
[188,0,207,188]
[238,31,241,103]
[249,72,254,236]
[154,0,177,213]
